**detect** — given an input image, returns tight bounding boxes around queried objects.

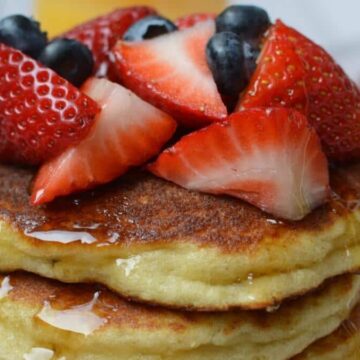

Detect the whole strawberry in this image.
[61,6,157,78]
[0,43,99,165]
[238,20,360,162]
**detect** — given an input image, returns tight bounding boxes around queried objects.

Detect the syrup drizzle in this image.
[23,222,123,246]
[266,304,281,313]
[247,273,254,285]
[23,348,54,360]
[266,218,284,225]
[73,223,100,230]
[116,255,141,276]
[0,276,13,299]
[25,229,97,245]
[37,291,107,336]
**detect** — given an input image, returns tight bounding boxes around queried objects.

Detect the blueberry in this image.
[38,39,94,87]
[0,15,47,58]
[216,5,270,40]
[206,32,247,105]
[123,15,177,41]
[243,41,260,80]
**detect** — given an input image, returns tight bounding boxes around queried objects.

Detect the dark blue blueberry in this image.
[216,5,270,40]
[123,15,177,42]
[243,41,260,81]
[0,15,47,58]
[38,38,94,87]
[206,32,247,103]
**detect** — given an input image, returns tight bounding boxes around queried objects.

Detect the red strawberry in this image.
[113,20,227,128]
[149,108,329,220]
[175,13,216,29]
[237,20,360,162]
[31,77,177,205]
[61,6,156,78]
[0,43,99,165]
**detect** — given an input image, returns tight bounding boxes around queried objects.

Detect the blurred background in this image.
[0,0,359,81]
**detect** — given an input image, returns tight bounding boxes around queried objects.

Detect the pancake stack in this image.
[0,0,359,357]
[0,162,359,359]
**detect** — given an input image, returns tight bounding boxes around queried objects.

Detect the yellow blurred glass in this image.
[35,0,227,37]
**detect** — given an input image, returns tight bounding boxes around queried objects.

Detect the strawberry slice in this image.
[149,108,329,220]
[175,13,216,29]
[61,6,156,78]
[31,77,177,205]
[237,20,360,162]
[113,20,227,128]
[0,43,99,165]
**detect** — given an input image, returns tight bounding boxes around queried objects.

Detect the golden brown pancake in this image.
[0,273,359,360]
[293,303,360,359]
[0,163,359,310]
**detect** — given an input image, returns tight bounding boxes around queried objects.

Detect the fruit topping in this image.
[243,41,260,81]
[237,23,306,113]
[202,5,270,112]
[216,5,270,40]
[149,107,329,221]
[38,38,94,87]
[0,43,99,165]
[206,32,259,111]
[113,20,227,128]
[175,13,216,29]
[31,77,177,205]
[123,15,178,41]
[238,20,360,162]
[61,6,156,78]
[0,15,47,58]
[0,6,350,220]
[206,32,246,111]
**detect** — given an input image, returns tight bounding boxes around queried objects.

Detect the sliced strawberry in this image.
[238,20,360,162]
[60,6,156,78]
[0,43,99,165]
[175,13,216,29]
[149,108,329,220]
[113,20,227,128]
[31,77,177,205]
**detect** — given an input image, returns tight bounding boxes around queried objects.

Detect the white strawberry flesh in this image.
[31,77,177,204]
[149,107,330,220]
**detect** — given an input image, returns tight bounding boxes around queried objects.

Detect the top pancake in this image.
[0,163,359,310]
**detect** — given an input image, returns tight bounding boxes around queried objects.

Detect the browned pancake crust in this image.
[0,163,359,252]
[7,271,196,332]
[4,272,358,331]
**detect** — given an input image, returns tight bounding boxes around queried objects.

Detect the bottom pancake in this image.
[0,273,359,360]
[294,303,360,359]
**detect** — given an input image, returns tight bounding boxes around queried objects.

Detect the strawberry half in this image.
[175,13,216,29]
[61,6,156,78]
[113,20,227,128]
[149,108,329,220]
[237,20,360,162]
[0,43,99,165]
[31,77,177,205]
